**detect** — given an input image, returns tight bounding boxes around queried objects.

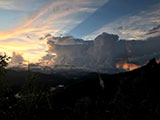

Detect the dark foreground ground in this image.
[0,58,160,120]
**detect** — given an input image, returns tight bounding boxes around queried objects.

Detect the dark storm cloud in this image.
[117,26,123,30]
[46,36,85,45]
[39,34,52,41]
[44,32,160,72]
[146,24,160,35]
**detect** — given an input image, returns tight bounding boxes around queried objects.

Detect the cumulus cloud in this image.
[44,33,121,72]
[42,32,160,73]
[9,52,25,65]
[45,36,91,66]
[7,32,160,73]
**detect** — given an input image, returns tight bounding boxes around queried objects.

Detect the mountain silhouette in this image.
[50,58,160,120]
[1,58,160,120]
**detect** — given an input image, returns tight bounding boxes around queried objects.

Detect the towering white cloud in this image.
[44,33,120,72]
[43,32,160,73]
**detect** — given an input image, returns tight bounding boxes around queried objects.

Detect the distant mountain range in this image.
[4,68,91,87]
[4,58,160,89]
[2,58,160,119]
[52,58,159,97]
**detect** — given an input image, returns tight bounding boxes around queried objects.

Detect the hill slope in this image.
[52,58,160,120]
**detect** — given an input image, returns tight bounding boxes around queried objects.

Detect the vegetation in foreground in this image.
[0,54,160,120]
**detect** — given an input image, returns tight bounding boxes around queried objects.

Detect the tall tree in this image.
[0,53,10,78]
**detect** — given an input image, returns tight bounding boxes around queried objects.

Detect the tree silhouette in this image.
[0,53,10,78]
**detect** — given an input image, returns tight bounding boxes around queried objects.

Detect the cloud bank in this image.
[42,33,160,73]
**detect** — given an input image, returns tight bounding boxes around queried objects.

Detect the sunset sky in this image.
[0,0,160,62]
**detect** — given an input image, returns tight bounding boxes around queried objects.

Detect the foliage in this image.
[0,53,11,98]
[0,53,10,78]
